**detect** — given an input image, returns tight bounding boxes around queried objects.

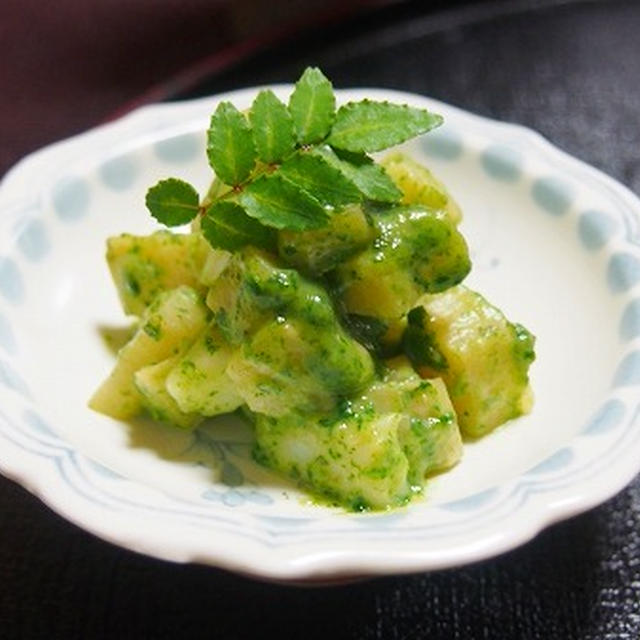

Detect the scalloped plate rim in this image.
[0,86,639,581]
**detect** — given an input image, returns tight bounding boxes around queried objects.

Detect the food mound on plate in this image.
[90,68,535,511]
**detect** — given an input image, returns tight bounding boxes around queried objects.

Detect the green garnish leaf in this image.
[207,101,256,186]
[328,100,443,153]
[249,90,295,164]
[288,67,335,145]
[240,174,329,231]
[277,152,361,208]
[145,178,200,226]
[202,201,277,252]
[314,146,401,202]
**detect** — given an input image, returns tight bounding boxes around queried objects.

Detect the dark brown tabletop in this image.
[2,1,640,638]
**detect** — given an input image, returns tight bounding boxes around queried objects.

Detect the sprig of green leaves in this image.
[144,67,443,251]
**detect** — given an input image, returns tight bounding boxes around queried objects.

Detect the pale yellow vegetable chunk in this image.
[204,249,275,345]
[134,356,203,429]
[165,323,243,416]
[198,249,232,287]
[255,411,412,510]
[367,358,463,479]
[406,286,535,437]
[332,205,470,351]
[107,231,210,316]
[277,204,373,275]
[89,286,209,419]
[381,151,463,224]
[253,360,462,510]
[227,316,374,417]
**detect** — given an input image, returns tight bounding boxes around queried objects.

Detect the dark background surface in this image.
[2,0,640,637]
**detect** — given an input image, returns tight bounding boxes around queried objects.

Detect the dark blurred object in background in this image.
[0,0,395,176]
[0,0,489,177]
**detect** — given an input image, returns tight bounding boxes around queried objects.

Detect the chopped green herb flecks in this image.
[143,321,162,340]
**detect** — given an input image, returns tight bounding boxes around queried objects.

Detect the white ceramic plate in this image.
[1,86,640,582]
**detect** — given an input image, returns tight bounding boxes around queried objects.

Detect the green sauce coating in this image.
[93,145,536,511]
[404,286,536,438]
[253,358,462,510]
[277,204,373,275]
[330,204,471,352]
[107,231,210,317]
